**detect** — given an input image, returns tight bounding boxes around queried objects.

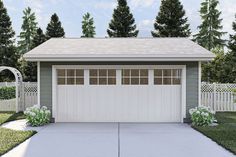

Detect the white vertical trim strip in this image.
[84,70,89,85]
[149,69,154,85]
[37,61,40,106]
[52,66,57,120]
[117,70,122,85]
[181,66,187,122]
[198,61,201,107]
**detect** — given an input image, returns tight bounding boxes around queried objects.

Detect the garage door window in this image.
[122,69,148,85]
[57,69,84,85]
[90,69,116,85]
[154,69,181,85]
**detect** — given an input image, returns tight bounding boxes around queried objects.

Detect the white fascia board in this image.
[24,56,214,62]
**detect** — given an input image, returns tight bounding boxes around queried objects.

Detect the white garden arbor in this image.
[0,66,23,112]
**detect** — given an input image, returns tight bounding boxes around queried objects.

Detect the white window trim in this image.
[52,65,187,122]
[121,69,149,85]
[89,69,117,85]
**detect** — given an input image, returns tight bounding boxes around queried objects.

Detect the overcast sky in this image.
[3,0,236,39]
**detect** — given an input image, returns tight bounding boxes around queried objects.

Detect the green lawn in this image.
[0,112,25,125]
[0,127,36,155]
[194,112,236,154]
[0,112,36,155]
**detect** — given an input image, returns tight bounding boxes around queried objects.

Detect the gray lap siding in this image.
[40,61,199,120]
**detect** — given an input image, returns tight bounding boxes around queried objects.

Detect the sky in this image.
[2,0,236,39]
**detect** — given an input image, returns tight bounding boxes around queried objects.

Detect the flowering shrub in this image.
[24,105,51,127]
[189,106,215,126]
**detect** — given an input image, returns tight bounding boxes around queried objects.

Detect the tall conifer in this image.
[193,0,226,50]
[151,0,191,37]
[107,0,139,37]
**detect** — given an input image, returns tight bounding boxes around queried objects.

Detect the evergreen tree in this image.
[0,0,19,81]
[223,15,236,83]
[202,48,225,83]
[0,0,18,67]
[107,0,139,37]
[151,0,191,37]
[18,7,38,54]
[81,13,96,38]
[32,28,47,47]
[46,13,65,38]
[193,0,226,50]
[22,28,47,82]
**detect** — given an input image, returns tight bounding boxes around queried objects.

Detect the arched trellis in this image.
[0,66,23,112]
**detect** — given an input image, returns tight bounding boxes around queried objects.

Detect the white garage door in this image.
[54,66,184,122]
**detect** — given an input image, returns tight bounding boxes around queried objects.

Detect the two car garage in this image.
[53,65,186,122]
[23,38,214,123]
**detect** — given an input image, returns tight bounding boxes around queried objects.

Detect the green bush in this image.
[189,106,215,126]
[24,105,51,127]
[0,87,15,100]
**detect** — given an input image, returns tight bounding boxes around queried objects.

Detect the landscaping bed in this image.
[193,112,236,154]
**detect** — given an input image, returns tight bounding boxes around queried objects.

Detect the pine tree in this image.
[0,0,19,81]
[18,7,38,54]
[32,28,47,48]
[193,0,226,50]
[107,0,139,37]
[0,0,17,65]
[46,13,65,38]
[81,13,96,38]
[223,15,236,83]
[22,28,47,82]
[151,0,191,37]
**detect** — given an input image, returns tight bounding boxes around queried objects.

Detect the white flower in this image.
[33,105,39,109]
[189,109,195,115]
[30,112,36,117]
[210,110,215,114]
[42,106,47,110]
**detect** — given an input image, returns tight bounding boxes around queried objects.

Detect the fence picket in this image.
[0,82,37,111]
[201,83,236,111]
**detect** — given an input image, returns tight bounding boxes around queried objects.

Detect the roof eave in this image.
[24,56,214,62]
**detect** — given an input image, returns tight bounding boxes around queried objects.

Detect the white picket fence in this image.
[201,83,236,111]
[0,82,16,87]
[0,99,16,111]
[0,82,37,111]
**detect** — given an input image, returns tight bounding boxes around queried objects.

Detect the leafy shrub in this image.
[0,86,15,100]
[189,106,215,126]
[24,105,51,127]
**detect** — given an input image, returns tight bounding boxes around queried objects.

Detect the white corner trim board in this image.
[198,61,202,107]
[37,62,40,106]
[51,65,187,123]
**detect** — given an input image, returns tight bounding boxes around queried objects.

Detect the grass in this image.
[0,112,25,125]
[0,127,36,155]
[193,112,236,154]
[0,112,36,155]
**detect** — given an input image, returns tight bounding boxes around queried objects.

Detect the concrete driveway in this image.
[3,123,235,157]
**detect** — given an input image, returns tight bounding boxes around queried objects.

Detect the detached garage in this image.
[24,38,214,123]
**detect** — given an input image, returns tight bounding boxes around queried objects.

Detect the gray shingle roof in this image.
[24,38,215,61]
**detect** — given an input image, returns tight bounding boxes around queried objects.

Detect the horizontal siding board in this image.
[40,61,199,120]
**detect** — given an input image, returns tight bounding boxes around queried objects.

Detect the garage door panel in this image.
[57,85,181,122]
[55,67,183,122]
